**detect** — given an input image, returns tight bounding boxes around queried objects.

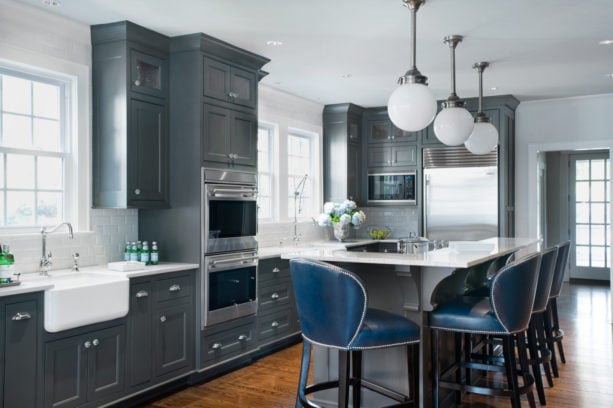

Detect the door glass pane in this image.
[591,181,605,201]
[591,246,605,268]
[575,160,589,180]
[576,203,589,223]
[591,224,605,246]
[576,225,590,245]
[576,245,590,267]
[591,159,606,180]
[575,181,589,201]
[590,203,605,224]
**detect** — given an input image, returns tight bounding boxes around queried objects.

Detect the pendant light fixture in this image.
[465,62,499,154]
[433,35,474,146]
[387,0,437,132]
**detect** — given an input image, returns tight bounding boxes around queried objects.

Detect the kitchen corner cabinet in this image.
[169,33,269,171]
[323,103,365,204]
[92,21,170,209]
[367,144,417,168]
[0,292,43,408]
[126,271,195,392]
[43,324,125,408]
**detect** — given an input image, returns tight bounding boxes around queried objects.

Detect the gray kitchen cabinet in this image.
[1,293,43,408]
[367,144,417,168]
[92,21,170,209]
[203,57,257,109]
[200,316,257,367]
[201,104,257,167]
[43,325,125,408]
[323,103,364,204]
[365,112,419,144]
[126,271,195,392]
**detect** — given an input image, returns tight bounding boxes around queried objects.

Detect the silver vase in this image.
[332,222,350,242]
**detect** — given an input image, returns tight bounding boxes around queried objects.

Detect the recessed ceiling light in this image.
[606,73,613,78]
[490,86,498,91]
[341,74,352,79]
[598,40,613,45]
[266,40,283,47]
[42,0,61,6]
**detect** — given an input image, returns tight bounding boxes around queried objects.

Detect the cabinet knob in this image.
[160,315,167,322]
[228,92,238,99]
[11,312,31,321]
[135,290,149,298]
[169,284,181,292]
[134,80,141,86]
[84,341,92,349]
[237,334,248,341]
[134,188,141,195]
[212,342,223,350]
[92,339,100,347]
[271,292,280,300]
[272,267,280,274]
[271,321,279,328]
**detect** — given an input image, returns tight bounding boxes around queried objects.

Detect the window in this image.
[287,131,314,220]
[0,68,69,228]
[257,123,274,220]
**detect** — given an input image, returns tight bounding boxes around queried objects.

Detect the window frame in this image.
[286,128,317,221]
[257,121,277,222]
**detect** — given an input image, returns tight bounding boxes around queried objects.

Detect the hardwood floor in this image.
[144,281,611,407]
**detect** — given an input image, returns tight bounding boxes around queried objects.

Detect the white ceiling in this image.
[19,0,613,107]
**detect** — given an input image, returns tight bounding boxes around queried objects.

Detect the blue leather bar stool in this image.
[290,258,420,408]
[526,246,558,405]
[544,241,571,377]
[430,252,542,408]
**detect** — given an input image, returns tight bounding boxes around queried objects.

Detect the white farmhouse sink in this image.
[40,271,129,332]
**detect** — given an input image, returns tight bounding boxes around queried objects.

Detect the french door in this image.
[569,152,610,280]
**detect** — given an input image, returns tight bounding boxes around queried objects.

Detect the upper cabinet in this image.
[170,33,269,171]
[92,21,170,209]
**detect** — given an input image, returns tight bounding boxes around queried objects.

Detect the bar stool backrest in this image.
[533,246,559,313]
[290,258,367,349]
[489,252,542,333]
[550,241,571,299]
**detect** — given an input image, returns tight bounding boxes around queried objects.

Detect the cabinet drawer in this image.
[258,280,291,312]
[258,257,290,284]
[155,274,193,303]
[257,309,293,343]
[201,321,256,365]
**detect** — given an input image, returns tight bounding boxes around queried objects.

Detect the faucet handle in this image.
[72,252,80,271]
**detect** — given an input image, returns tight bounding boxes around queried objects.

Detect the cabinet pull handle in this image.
[212,342,223,350]
[271,321,279,328]
[272,267,280,273]
[228,92,238,99]
[92,339,100,347]
[84,341,92,349]
[271,292,280,300]
[237,334,248,341]
[135,290,149,298]
[160,315,167,322]
[134,188,141,195]
[11,312,31,321]
[169,284,181,292]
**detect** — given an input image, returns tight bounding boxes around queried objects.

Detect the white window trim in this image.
[257,121,278,223]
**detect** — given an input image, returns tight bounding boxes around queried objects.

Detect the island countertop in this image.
[280,237,540,268]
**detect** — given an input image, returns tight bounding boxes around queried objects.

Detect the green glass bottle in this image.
[129,242,138,262]
[150,241,159,265]
[141,241,150,265]
[0,244,13,284]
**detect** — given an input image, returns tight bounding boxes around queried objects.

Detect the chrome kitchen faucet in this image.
[40,222,74,276]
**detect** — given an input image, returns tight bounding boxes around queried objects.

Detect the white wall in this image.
[515,94,613,285]
[0,0,137,273]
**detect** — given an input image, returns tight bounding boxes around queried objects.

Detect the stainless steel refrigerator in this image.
[423,147,498,241]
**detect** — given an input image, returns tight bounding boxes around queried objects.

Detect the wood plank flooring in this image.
[144,281,612,407]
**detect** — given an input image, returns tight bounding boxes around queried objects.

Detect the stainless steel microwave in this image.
[367,171,416,205]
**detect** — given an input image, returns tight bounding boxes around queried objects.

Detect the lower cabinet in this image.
[201,317,257,367]
[1,292,43,408]
[126,271,195,392]
[43,325,125,408]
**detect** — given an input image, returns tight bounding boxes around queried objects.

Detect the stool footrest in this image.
[439,373,535,398]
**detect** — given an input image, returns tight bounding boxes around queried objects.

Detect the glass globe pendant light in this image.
[433,35,474,146]
[465,62,499,154]
[387,0,437,132]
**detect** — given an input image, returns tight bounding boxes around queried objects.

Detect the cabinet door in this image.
[368,147,393,167]
[44,336,88,408]
[391,124,419,143]
[127,282,153,389]
[392,144,417,167]
[4,299,40,408]
[203,57,231,102]
[128,99,168,206]
[153,303,194,377]
[202,104,231,164]
[229,110,257,166]
[87,326,125,402]
[130,49,167,99]
[366,119,391,143]
[347,142,361,202]
[229,66,257,108]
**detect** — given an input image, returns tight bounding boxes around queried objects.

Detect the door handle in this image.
[135,290,149,298]
[11,312,31,321]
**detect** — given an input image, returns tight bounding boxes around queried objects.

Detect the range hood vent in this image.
[423,146,497,169]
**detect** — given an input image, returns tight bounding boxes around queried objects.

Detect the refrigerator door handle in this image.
[424,174,430,238]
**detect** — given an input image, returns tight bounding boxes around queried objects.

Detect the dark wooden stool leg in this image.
[551,298,566,364]
[464,333,472,387]
[535,314,554,387]
[351,350,362,408]
[407,343,419,405]
[516,331,537,408]
[454,332,463,404]
[432,329,440,408]
[338,350,350,408]
[527,322,546,405]
[503,335,521,408]
[297,341,312,408]
[544,302,559,377]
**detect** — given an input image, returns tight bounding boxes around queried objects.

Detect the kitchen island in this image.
[281,237,539,408]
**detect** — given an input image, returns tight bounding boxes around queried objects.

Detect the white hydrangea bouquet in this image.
[317,200,366,241]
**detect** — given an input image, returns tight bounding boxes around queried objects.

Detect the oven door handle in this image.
[208,257,258,269]
[209,188,257,198]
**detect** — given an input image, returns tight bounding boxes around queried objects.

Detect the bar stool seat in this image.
[430,252,542,408]
[290,258,420,408]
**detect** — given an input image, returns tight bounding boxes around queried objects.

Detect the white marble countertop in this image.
[278,237,539,269]
[0,262,199,298]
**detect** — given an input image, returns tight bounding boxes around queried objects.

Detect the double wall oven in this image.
[201,168,258,328]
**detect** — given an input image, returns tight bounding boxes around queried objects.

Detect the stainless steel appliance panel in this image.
[367,171,416,205]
